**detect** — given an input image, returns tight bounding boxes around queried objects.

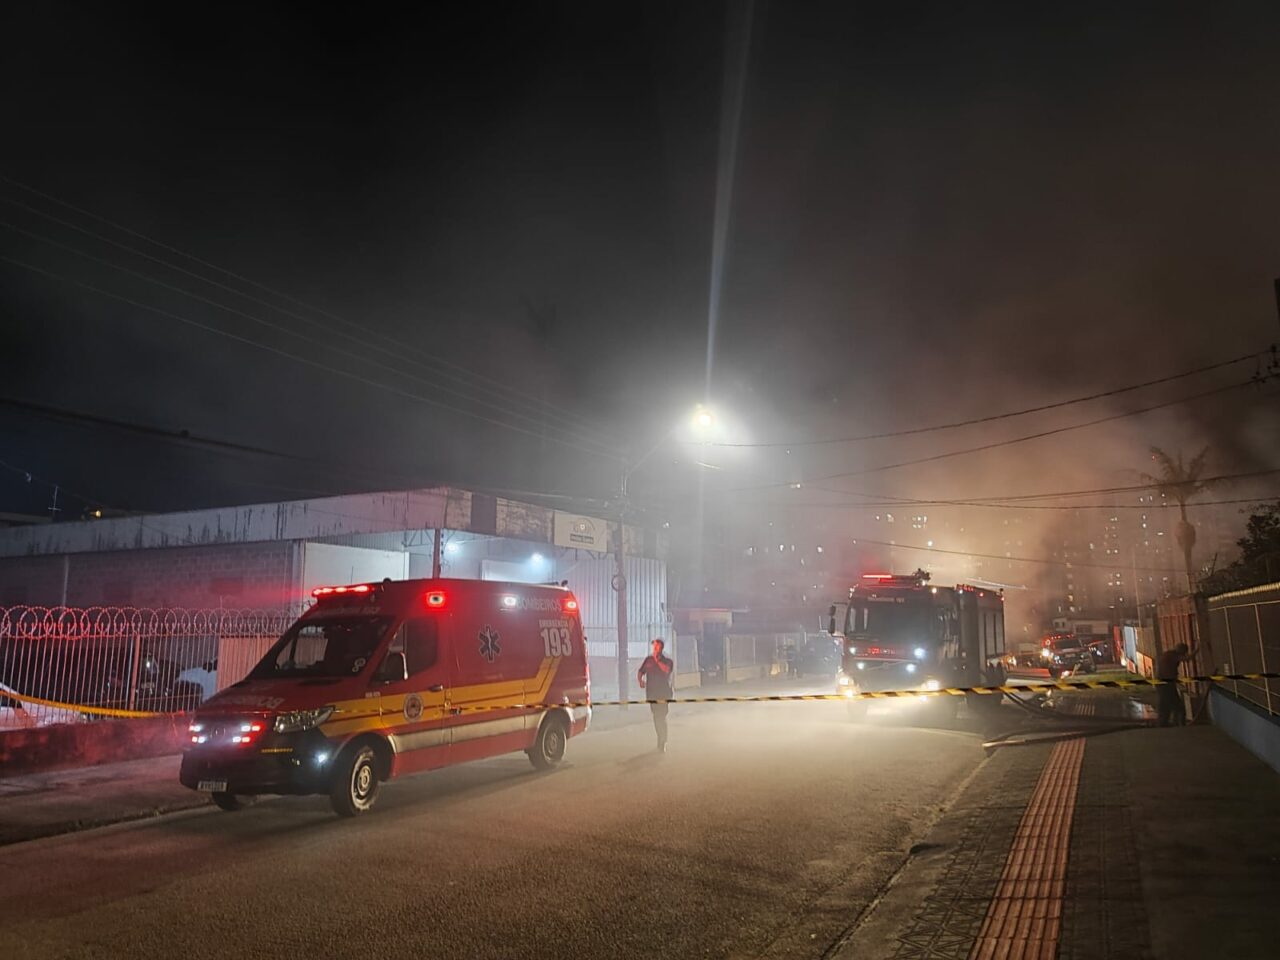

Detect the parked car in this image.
[0,681,86,729]
[1087,639,1117,665]
[177,659,218,703]
[101,654,199,711]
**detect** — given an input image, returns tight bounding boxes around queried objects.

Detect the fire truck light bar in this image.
[860,574,925,587]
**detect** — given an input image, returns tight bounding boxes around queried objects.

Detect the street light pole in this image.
[613,404,717,704]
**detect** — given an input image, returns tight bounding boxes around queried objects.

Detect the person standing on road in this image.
[637,638,675,753]
[1156,642,1196,727]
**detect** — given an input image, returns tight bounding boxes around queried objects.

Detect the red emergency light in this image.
[564,597,579,612]
[859,573,926,588]
[425,591,447,609]
[232,721,264,746]
[312,584,373,598]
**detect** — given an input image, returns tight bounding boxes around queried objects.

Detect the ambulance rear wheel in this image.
[528,715,568,770]
[330,744,381,816]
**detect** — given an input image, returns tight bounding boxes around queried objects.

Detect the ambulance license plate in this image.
[197,780,228,792]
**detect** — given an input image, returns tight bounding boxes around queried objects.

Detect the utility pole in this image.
[1132,546,1143,622]
[1273,277,1280,335]
[614,475,630,705]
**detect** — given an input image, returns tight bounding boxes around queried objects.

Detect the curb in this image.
[0,796,212,848]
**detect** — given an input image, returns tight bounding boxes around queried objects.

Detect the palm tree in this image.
[1138,446,1215,592]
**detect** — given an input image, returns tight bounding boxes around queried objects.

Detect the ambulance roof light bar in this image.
[312,583,374,598]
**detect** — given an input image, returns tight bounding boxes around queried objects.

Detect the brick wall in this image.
[0,541,299,609]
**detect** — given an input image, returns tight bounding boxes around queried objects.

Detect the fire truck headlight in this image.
[1040,648,1053,660]
[856,662,866,670]
[837,675,852,686]
[913,647,926,659]
[274,706,334,734]
[905,663,917,674]
[924,679,941,691]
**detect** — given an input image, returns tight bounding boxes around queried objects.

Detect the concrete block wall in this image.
[1209,688,1280,776]
[0,541,298,609]
[0,555,65,606]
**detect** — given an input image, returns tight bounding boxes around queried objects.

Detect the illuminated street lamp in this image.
[692,405,715,434]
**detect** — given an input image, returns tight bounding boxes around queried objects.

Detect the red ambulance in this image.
[179,578,590,815]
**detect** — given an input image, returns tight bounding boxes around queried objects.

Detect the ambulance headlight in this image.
[913,647,926,659]
[856,662,866,670]
[905,663,917,674]
[274,706,334,734]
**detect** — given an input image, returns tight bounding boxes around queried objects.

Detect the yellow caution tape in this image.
[5,672,1276,719]
[455,671,1280,712]
[2,690,184,719]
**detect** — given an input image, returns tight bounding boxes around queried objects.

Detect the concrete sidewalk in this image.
[835,719,1280,959]
[0,676,828,846]
[0,754,210,846]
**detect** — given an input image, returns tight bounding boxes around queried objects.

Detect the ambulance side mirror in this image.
[377,651,407,683]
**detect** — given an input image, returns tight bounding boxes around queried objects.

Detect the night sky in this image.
[3,2,1279,590]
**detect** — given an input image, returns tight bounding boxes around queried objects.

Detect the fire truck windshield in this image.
[845,602,935,641]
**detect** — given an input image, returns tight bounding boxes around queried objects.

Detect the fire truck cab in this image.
[179,578,590,816]
[825,572,1007,718]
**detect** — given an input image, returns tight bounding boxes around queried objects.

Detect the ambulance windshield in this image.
[252,616,393,679]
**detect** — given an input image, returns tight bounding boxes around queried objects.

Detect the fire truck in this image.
[825,572,1007,718]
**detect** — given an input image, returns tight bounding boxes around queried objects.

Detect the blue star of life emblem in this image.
[478,625,502,663]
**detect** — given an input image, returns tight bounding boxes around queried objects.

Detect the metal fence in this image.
[725,632,814,682]
[583,621,672,700]
[1205,582,1280,715]
[0,606,293,727]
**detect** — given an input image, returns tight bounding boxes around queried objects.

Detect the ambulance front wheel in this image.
[330,743,381,816]
[211,791,246,811]
[528,714,569,770]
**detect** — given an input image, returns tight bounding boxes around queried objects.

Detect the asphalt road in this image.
[0,701,986,960]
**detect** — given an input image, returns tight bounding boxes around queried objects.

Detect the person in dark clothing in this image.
[1156,642,1196,727]
[637,638,675,752]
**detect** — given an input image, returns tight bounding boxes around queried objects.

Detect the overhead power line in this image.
[711,351,1269,448]
[742,494,1280,512]
[0,394,618,514]
[730,372,1277,493]
[846,535,1185,574]
[0,175,615,442]
[727,466,1280,510]
[0,217,619,455]
[1,255,626,463]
